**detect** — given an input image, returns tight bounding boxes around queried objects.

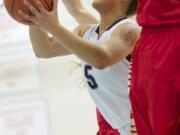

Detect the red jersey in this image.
[137,0,180,27]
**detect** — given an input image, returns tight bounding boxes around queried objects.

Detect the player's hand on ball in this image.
[18,0,59,32]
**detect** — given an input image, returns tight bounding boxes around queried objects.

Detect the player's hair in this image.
[126,0,137,16]
[69,61,86,89]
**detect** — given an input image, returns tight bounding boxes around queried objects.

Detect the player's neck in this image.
[99,12,126,36]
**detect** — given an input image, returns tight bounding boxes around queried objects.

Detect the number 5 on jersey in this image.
[84,65,98,90]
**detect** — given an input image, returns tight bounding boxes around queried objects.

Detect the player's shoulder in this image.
[74,24,96,37]
[111,18,140,47]
[111,18,140,37]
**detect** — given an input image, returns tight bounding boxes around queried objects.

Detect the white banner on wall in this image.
[0,51,41,94]
[0,99,51,135]
[0,7,41,94]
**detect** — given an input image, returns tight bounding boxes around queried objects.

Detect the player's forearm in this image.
[62,0,98,24]
[29,26,52,58]
[29,26,71,58]
[62,0,83,13]
[50,24,111,69]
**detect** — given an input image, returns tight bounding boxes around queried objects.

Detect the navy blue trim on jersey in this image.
[95,17,127,34]
[126,54,131,62]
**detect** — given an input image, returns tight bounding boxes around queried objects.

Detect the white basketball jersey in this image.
[82,18,133,135]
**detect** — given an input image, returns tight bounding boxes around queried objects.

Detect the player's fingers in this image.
[18,10,30,20]
[130,124,137,135]
[53,0,58,11]
[131,132,137,135]
[18,10,35,22]
[21,21,32,25]
[130,117,137,135]
[23,0,39,16]
[34,0,46,13]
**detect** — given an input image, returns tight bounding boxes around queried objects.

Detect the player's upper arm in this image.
[102,22,140,66]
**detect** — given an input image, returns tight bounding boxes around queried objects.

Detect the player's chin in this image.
[92,0,101,7]
[92,1,101,10]
[92,0,109,11]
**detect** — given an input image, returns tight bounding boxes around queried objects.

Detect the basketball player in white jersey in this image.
[19,0,139,134]
[62,2,138,134]
[61,1,123,134]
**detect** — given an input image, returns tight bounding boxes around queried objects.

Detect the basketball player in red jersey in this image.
[62,1,120,135]
[129,0,180,135]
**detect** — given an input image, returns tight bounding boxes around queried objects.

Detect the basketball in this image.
[4,0,53,24]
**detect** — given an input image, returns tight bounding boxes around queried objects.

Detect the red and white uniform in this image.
[82,18,136,135]
[96,109,120,135]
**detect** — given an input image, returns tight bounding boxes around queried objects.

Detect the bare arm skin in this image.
[29,27,71,58]
[47,22,140,69]
[19,0,140,69]
[29,24,90,58]
[62,0,98,24]
[29,0,98,58]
